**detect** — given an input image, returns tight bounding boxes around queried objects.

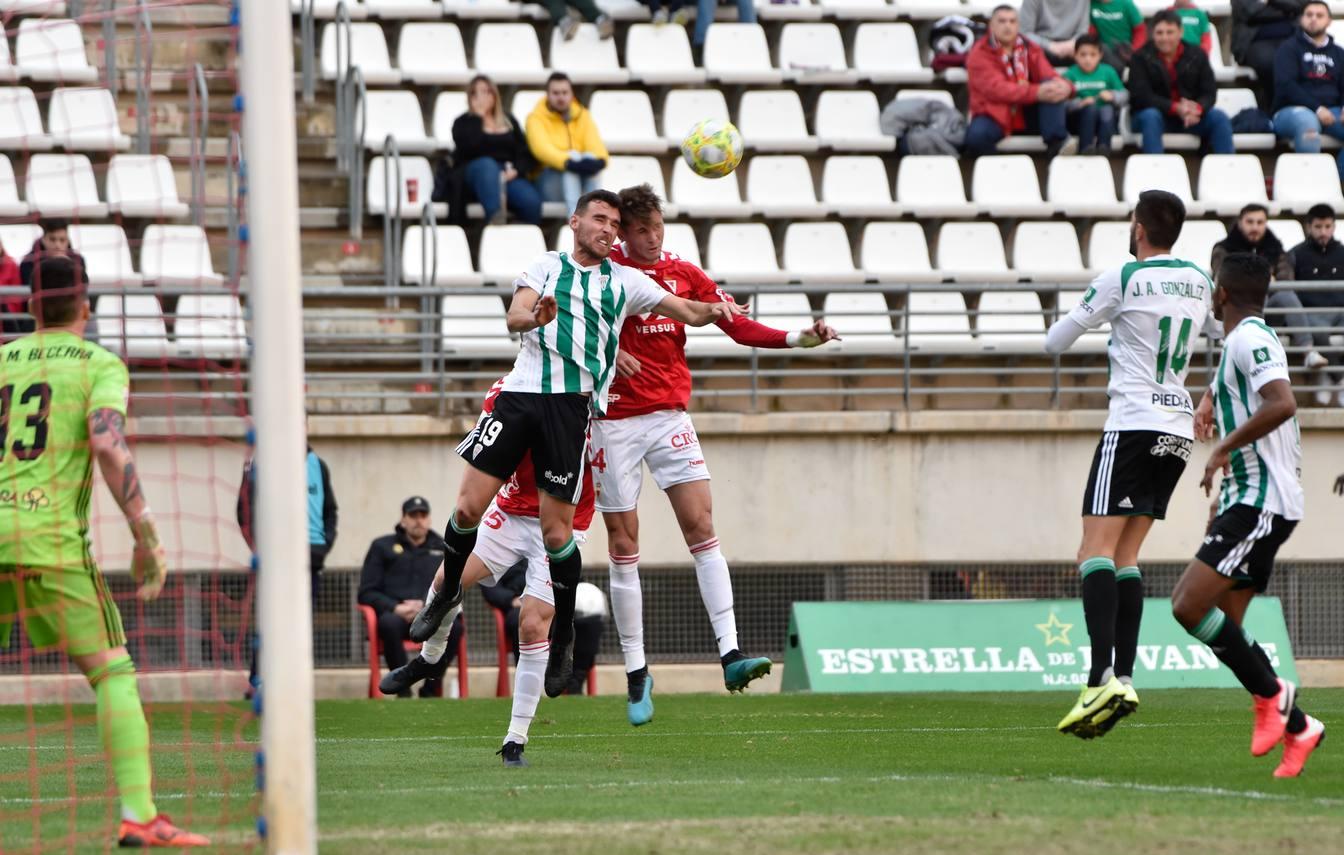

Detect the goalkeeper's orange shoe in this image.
[117,814,210,848]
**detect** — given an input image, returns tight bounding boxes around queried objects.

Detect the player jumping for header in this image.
[1172,252,1323,777]
[1046,190,1219,738]
[0,257,208,847]
[597,183,838,726]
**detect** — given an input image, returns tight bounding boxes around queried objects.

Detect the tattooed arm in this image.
[88,408,167,600]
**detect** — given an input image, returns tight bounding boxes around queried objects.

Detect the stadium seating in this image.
[624,24,706,85]
[1047,157,1128,218]
[822,292,896,353]
[431,91,468,147]
[364,0,443,19]
[971,155,1049,218]
[737,90,819,152]
[706,223,790,285]
[778,24,857,84]
[365,155,442,218]
[106,155,191,219]
[474,24,547,85]
[906,291,974,352]
[47,88,130,150]
[589,90,665,154]
[0,38,17,84]
[440,294,516,358]
[814,90,894,152]
[821,156,900,218]
[936,222,1016,283]
[1274,154,1344,212]
[477,224,546,284]
[139,225,224,288]
[401,224,484,287]
[672,159,750,218]
[783,222,865,284]
[320,23,400,84]
[853,23,933,83]
[1215,88,1275,150]
[96,295,174,360]
[548,25,628,85]
[1196,155,1269,216]
[662,89,730,146]
[175,294,248,360]
[25,153,107,217]
[895,156,976,218]
[662,223,703,266]
[1013,222,1089,282]
[0,223,41,256]
[14,19,98,83]
[1171,220,1228,269]
[69,224,141,287]
[746,155,824,218]
[395,24,471,86]
[357,90,437,152]
[1123,154,1198,211]
[0,87,52,149]
[703,24,784,85]
[860,221,940,283]
[976,291,1046,352]
[1088,221,1135,270]
[508,89,543,123]
[0,156,29,218]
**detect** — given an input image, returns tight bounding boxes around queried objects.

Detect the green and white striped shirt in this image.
[502,251,669,416]
[1212,317,1304,520]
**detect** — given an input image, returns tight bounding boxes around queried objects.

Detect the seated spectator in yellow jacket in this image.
[525,73,608,216]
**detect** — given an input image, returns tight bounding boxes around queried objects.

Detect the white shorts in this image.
[590,409,709,513]
[474,501,556,606]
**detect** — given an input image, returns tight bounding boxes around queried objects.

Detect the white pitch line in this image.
[3,771,1341,809]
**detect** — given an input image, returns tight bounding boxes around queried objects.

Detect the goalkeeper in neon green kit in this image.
[0,257,208,848]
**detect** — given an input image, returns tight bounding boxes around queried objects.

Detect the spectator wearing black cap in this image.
[358,496,462,697]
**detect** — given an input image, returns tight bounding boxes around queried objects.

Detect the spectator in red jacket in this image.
[965,4,1074,157]
[0,237,21,339]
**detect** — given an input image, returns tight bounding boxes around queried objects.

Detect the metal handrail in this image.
[333,0,354,172]
[382,135,403,294]
[418,203,438,374]
[300,0,316,105]
[346,65,367,239]
[227,129,244,284]
[100,2,115,93]
[189,63,209,226]
[133,4,153,154]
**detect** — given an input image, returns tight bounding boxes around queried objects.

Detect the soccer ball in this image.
[680,119,744,179]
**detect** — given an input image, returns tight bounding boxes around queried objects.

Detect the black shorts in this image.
[456,391,589,504]
[1082,430,1191,519]
[1195,504,1297,593]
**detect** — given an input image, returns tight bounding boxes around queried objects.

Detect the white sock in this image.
[608,553,645,673]
[419,603,461,665]
[505,640,549,745]
[690,537,737,657]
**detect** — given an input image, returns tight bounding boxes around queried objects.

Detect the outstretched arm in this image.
[88,408,166,601]
[652,293,748,327]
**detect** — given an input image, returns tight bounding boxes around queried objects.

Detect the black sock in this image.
[1113,569,1144,679]
[1190,609,1279,698]
[1080,557,1117,685]
[1253,643,1308,734]
[441,511,479,593]
[547,538,582,645]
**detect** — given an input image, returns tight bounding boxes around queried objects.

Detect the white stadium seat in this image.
[589,90,665,154]
[1268,219,1305,248]
[401,224,484,287]
[936,222,1015,283]
[895,155,976,218]
[976,292,1046,352]
[895,0,967,18]
[47,88,130,151]
[431,91,469,149]
[320,23,401,84]
[14,19,98,83]
[906,291,974,352]
[1215,88,1274,150]
[0,87,52,149]
[662,89,730,146]
[821,156,900,219]
[662,223,703,267]
[706,223,789,285]
[736,90,818,152]
[0,156,27,217]
[548,25,629,85]
[474,25,548,85]
[0,35,17,83]
[755,0,824,21]
[508,90,543,126]
[782,222,864,283]
[777,24,858,84]
[704,24,784,85]
[1123,154,1198,211]
[25,153,107,217]
[753,292,815,331]
[441,294,517,359]
[396,24,471,86]
[175,294,247,360]
[97,295,175,359]
[478,224,547,285]
[0,223,42,257]
[1047,157,1127,218]
[860,222,939,283]
[1274,153,1344,212]
[746,155,824,218]
[814,90,894,152]
[672,159,750,219]
[595,0,654,20]
[971,155,1050,218]
[894,88,955,109]
[365,155,444,218]
[69,225,141,287]
[364,0,442,17]
[1197,155,1269,216]
[822,292,896,353]
[106,154,190,219]
[291,0,367,17]
[441,0,528,17]
[624,24,706,85]
[358,90,437,152]
[602,156,668,204]
[853,23,933,83]
[1171,220,1228,269]
[1013,222,1088,282]
[1087,221,1134,270]
[817,0,900,20]
[1207,26,1248,83]
[139,225,223,287]
[0,2,69,13]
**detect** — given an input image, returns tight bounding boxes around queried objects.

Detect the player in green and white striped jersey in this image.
[1171,253,1323,778]
[424,189,746,698]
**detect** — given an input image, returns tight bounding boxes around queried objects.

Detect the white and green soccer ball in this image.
[680,119,744,179]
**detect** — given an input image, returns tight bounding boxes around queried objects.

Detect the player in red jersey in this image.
[597,183,839,726]
[385,378,596,767]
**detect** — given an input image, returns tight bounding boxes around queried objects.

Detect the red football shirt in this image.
[479,378,596,530]
[605,244,790,419]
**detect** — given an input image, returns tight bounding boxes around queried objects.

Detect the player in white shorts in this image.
[598,184,839,726]
[382,379,596,767]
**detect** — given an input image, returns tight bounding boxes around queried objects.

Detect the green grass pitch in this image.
[2,690,1341,853]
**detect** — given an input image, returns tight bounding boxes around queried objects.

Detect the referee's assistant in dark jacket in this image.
[358,496,462,697]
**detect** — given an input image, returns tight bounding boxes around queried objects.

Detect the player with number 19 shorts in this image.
[387,377,596,768]
[593,183,840,726]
